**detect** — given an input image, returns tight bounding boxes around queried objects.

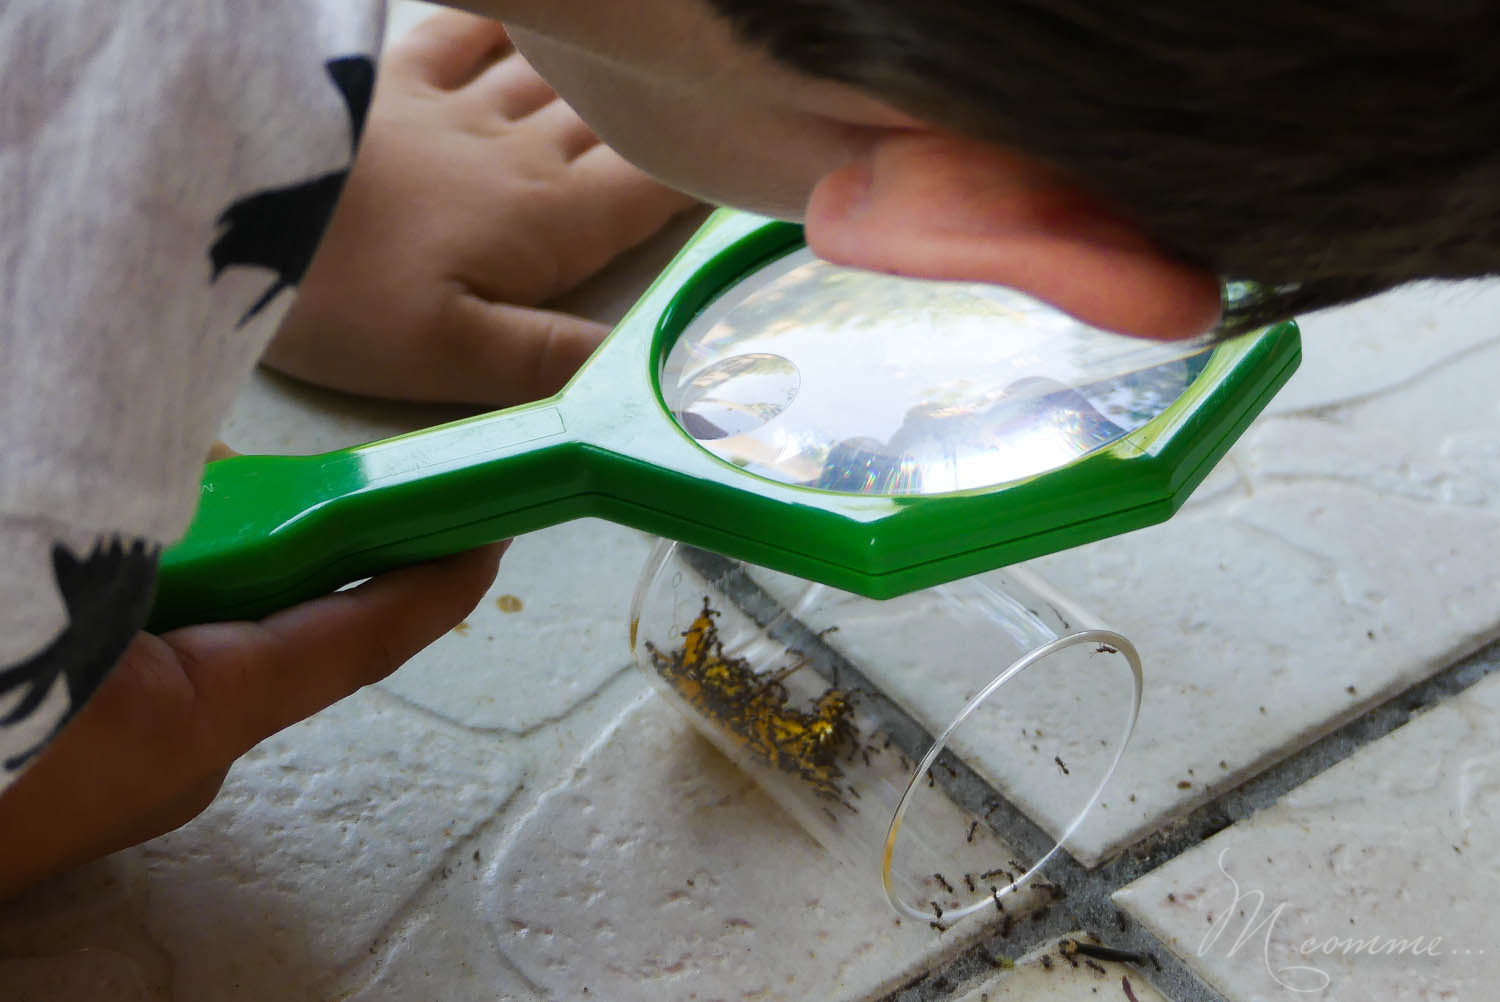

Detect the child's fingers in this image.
[524,100,603,162]
[0,547,502,895]
[569,145,702,251]
[386,8,511,91]
[439,296,609,404]
[467,51,556,120]
[165,544,505,761]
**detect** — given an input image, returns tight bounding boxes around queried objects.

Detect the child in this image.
[1,0,1491,894]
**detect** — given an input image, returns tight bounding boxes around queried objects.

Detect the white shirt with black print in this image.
[0,0,385,791]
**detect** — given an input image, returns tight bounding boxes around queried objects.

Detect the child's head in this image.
[707,0,1500,332]
[499,0,1499,336]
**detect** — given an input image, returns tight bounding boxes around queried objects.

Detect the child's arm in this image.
[261,9,696,405]
[0,9,688,894]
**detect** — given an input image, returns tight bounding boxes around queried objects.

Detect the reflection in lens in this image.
[815,378,1129,495]
[672,352,799,441]
[660,248,1211,496]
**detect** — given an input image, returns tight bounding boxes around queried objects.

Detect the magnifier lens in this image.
[660,248,1213,495]
[630,542,1141,920]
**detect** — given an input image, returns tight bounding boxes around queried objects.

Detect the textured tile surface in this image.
[1026,281,1500,861]
[486,695,998,1002]
[130,692,524,1002]
[953,936,1174,1002]
[1116,668,1500,1001]
[375,520,654,732]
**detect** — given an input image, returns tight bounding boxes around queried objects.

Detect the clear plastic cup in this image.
[629,541,1142,924]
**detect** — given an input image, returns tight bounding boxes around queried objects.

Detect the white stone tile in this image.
[128,691,522,1002]
[1025,313,1500,862]
[1263,279,1500,416]
[375,519,654,732]
[328,662,653,1002]
[954,935,1174,1002]
[335,895,546,1002]
[1115,669,1500,1001]
[486,695,1013,1002]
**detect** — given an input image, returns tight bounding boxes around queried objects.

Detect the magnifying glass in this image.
[148,210,1299,632]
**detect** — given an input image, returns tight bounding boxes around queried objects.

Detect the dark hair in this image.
[706,0,1500,332]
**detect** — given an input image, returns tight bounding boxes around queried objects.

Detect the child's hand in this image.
[263,9,697,405]
[0,544,502,899]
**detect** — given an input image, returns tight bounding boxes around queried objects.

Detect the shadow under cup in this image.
[630,541,1142,922]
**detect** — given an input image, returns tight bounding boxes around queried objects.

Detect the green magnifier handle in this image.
[150,213,795,632]
[146,401,589,632]
[148,210,1302,633]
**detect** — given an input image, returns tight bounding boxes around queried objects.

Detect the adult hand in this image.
[0,543,503,899]
[263,9,697,405]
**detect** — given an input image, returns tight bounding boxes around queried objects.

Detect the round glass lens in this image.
[661,249,1213,496]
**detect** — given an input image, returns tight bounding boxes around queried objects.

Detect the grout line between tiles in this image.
[903,633,1500,1002]
[686,549,1063,870]
[685,544,1500,1002]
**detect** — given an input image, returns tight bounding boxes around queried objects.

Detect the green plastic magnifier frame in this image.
[148,211,1299,632]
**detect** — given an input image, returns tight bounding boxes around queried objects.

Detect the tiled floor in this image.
[5,8,1500,1002]
[1117,667,1500,1001]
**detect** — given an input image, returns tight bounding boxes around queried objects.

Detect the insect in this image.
[1054,755,1070,775]
[646,598,858,804]
[964,873,977,893]
[1067,941,1147,965]
[967,820,979,843]
[934,873,955,894]
[1095,643,1118,654]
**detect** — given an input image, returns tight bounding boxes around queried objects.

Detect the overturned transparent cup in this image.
[630,541,1142,923]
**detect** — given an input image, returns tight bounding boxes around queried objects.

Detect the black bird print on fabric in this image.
[0,537,159,771]
[210,55,375,325]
